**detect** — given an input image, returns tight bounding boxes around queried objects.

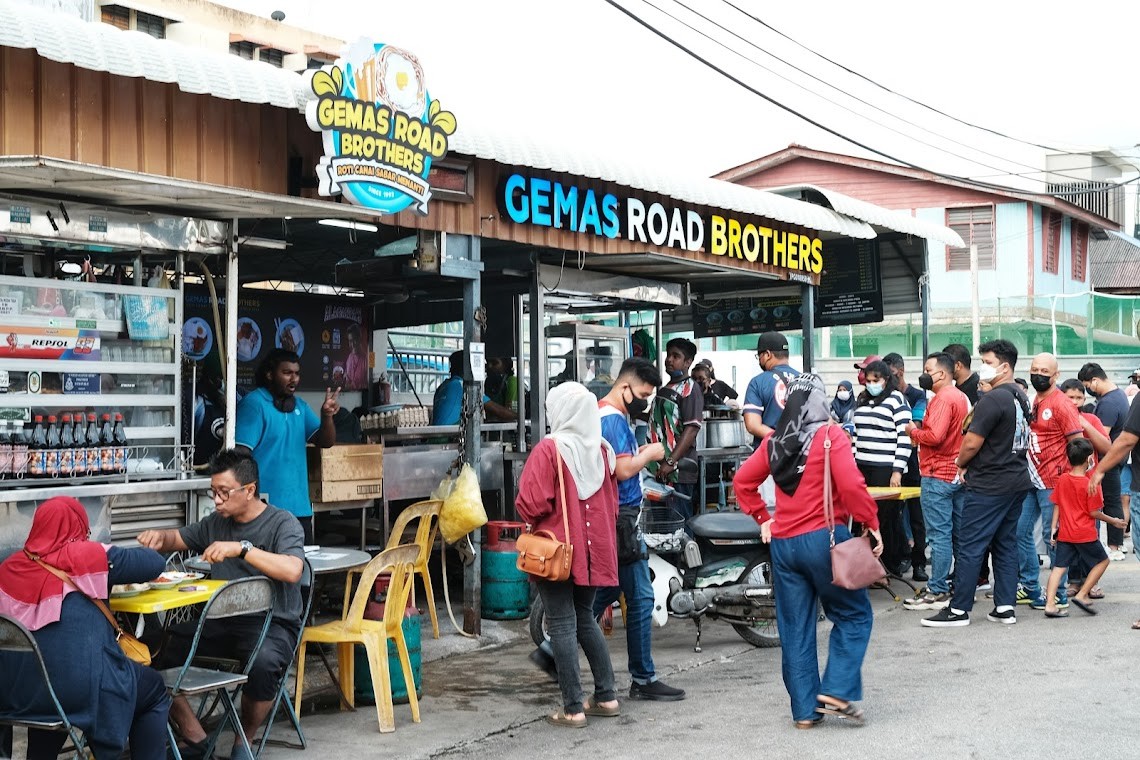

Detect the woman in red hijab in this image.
[0,497,170,759]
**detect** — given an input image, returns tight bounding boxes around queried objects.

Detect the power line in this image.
[602,0,1140,201]
[717,0,1075,155]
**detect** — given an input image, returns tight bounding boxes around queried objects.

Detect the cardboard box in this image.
[307,444,383,482]
[310,478,384,503]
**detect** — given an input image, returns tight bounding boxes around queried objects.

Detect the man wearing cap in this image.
[743,332,800,507]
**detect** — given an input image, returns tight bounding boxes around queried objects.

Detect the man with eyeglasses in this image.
[138,448,305,760]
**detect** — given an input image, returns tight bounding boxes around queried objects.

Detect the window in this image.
[1071,221,1089,281]
[229,41,257,60]
[1044,210,1062,273]
[946,206,995,270]
[134,11,166,39]
[101,4,130,30]
[259,48,285,68]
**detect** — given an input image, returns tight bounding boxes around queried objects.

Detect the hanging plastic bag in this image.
[430,474,455,503]
[438,464,488,544]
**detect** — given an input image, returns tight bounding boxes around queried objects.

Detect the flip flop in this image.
[1131,620,1140,630]
[545,710,587,728]
[583,697,620,717]
[1044,610,1068,618]
[1071,598,1097,616]
[1089,587,1105,600]
[795,717,823,730]
[815,695,864,724]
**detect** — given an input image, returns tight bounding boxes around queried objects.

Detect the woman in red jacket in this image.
[516,381,620,728]
[734,374,882,728]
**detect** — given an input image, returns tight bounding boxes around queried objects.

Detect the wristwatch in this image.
[238,540,254,560]
[664,457,677,467]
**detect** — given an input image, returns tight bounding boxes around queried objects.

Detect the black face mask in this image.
[273,394,296,414]
[1029,373,1053,393]
[1085,384,1101,398]
[917,373,935,392]
[623,387,650,416]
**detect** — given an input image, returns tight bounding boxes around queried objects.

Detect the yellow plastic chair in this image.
[296,544,421,734]
[384,499,442,639]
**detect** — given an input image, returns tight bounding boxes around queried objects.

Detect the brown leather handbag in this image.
[516,447,574,582]
[31,554,153,666]
[822,428,886,590]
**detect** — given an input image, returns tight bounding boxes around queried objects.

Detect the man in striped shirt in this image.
[903,352,969,610]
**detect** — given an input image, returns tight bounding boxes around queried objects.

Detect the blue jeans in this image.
[593,529,656,685]
[1132,489,1140,562]
[1017,489,1058,596]
[950,489,1026,612]
[920,477,963,594]
[771,526,873,722]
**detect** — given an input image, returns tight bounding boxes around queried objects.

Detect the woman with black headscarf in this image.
[829,380,856,424]
[733,374,882,728]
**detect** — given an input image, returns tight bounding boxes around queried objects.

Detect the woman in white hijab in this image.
[516,382,620,728]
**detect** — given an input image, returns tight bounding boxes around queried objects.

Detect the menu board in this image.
[183,286,370,392]
[815,240,883,327]
[693,295,804,339]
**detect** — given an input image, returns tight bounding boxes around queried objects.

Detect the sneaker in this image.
[1108,549,1126,562]
[921,608,970,627]
[903,591,951,610]
[1015,587,1039,605]
[986,608,1017,625]
[629,680,686,701]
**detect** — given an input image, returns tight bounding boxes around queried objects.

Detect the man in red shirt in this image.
[1018,353,1083,609]
[902,352,969,609]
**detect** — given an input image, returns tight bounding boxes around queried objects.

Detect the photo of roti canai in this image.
[354,45,426,116]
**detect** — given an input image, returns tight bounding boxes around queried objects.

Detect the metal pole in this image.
[970,243,981,352]
[460,236,482,636]
[654,310,664,379]
[800,283,815,372]
[515,293,526,452]
[224,219,239,448]
[529,264,547,439]
[921,239,931,358]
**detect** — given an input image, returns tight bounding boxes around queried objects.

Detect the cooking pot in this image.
[699,415,747,449]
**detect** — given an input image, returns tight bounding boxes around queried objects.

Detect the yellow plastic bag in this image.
[438,464,488,544]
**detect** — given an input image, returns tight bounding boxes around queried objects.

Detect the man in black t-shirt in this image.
[923,340,1033,628]
[943,343,981,405]
[884,353,928,582]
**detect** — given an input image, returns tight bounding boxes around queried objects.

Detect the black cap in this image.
[756,332,789,353]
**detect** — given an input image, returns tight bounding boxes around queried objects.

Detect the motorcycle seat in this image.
[689,512,761,540]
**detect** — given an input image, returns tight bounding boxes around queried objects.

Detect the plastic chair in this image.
[0,614,88,758]
[384,499,442,638]
[254,559,315,756]
[295,545,421,734]
[159,576,274,760]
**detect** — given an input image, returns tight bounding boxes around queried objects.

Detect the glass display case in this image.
[0,273,182,484]
[545,323,629,398]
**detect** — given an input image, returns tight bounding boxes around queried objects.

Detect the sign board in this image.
[306,38,457,215]
[693,296,804,339]
[62,373,100,394]
[815,240,884,327]
[0,326,100,360]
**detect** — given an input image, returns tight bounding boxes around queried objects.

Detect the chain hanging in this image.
[451,384,473,475]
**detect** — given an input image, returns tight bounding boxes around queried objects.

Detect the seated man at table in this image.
[138,448,305,760]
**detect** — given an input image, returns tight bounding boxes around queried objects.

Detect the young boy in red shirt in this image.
[1043,437,1126,617]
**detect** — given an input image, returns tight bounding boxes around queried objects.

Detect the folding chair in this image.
[159,576,274,760]
[0,614,88,759]
[255,559,314,755]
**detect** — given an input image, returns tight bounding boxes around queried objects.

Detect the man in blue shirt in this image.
[235,349,338,544]
[593,358,684,702]
[743,332,801,446]
[431,350,515,425]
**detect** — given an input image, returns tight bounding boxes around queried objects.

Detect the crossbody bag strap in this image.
[822,424,836,548]
[27,552,126,638]
[553,446,570,541]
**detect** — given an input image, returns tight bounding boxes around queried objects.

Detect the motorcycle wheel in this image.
[529,595,549,646]
[732,558,781,648]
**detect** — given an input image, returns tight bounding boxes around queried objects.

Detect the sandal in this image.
[1089,587,1105,600]
[584,697,620,717]
[1044,610,1068,618]
[794,717,823,730]
[815,695,864,724]
[1071,598,1097,616]
[545,710,587,728]
[1132,620,1140,630]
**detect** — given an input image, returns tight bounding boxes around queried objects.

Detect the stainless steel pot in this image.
[699,416,748,449]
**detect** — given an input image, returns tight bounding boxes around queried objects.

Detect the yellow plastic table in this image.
[867,486,922,501]
[109,579,226,614]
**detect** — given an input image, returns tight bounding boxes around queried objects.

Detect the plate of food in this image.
[149,572,205,590]
[111,582,151,598]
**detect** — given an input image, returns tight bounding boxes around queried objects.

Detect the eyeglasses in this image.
[207,484,251,502]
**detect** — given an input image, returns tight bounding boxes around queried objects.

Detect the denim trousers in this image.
[771,525,873,722]
[1101,465,1124,546]
[1132,489,1140,562]
[920,476,964,594]
[1017,488,1056,595]
[536,579,616,714]
[950,489,1026,612]
[593,535,656,685]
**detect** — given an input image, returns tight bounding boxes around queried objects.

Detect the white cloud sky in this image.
[218,0,1140,188]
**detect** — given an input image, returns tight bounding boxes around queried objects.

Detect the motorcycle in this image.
[529,476,779,653]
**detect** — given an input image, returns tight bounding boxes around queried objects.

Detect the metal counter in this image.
[695,446,753,513]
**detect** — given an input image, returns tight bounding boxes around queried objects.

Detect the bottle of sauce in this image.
[59,414,74,477]
[112,413,128,474]
[72,413,87,477]
[0,423,10,480]
[11,420,29,479]
[84,413,99,475]
[28,415,46,478]
[99,413,114,474]
[45,415,61,478]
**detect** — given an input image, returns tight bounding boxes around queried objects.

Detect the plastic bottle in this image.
[112,413,128,474]
[0,423,11,480]
[99,413,114,474]
[45,415,61,478]
[59,414,75,477]
[72,414,87,477]
[11,420,29,479]
[84,413,99,475]
[28,415,46,478]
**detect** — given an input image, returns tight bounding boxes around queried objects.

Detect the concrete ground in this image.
[268,550,1140,760]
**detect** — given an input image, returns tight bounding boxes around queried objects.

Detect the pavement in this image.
[263,549,1140,760]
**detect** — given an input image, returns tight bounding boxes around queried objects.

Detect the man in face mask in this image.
[1017,353,1083,610]
[594,358,685,702]
[648,339,703,518]
[1077,363,1129,559]
[883,353,927,581]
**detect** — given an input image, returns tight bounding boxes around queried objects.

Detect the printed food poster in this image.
[183,286,370,392]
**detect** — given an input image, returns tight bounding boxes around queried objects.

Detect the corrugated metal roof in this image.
[1090,230,1140,292]
[763,184,965,247]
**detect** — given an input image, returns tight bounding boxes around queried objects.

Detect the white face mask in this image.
[977,362,999,382]
[836,390,851,402]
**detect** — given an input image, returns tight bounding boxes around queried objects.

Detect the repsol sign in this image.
[496,173,823,275]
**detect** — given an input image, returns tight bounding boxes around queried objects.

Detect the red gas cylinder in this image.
[484,521,525,552]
